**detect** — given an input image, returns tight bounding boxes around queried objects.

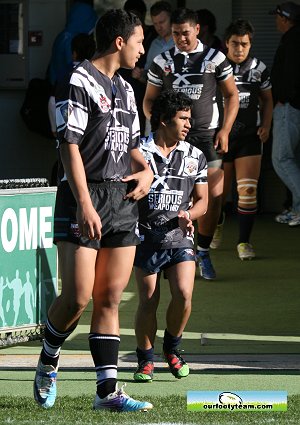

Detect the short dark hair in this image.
[150,1,172,17]
[171,8,198,26]
[197,9,217,34]
[150,90,192,132]
[95,9,141,54]
[224,19,254,43]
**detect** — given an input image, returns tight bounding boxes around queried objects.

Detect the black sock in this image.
[218,210,225,225]
[136,347,154,363]
[238,208,256,244]
[40,319,76,367]
[163,329,182,353]
[89,333,120,399]
[197,233,212,251]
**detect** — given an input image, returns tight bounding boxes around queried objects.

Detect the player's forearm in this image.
[131,148,151,173]
[189,185,208,220]
[222,93,239,133]
[60,143,92,208]
[260,96,273,130]
[143,97,153,120]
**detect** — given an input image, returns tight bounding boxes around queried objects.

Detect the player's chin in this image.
[122,60,138,69]
[181,131,189,140]
[234,56,244,63]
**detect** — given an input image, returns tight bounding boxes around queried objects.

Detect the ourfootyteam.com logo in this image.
[187,391,287,412]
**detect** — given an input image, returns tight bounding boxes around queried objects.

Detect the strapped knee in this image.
[237,178,258,210]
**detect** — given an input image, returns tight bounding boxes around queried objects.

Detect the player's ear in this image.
[115,36,124,51]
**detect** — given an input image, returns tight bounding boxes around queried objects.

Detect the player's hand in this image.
[257,126,270,143]
[122,168,153,201]
[214,129,229,154]
[178,210,194,237]
[76,204,102,240]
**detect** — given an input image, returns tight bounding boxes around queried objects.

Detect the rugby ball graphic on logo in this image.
[219,392,243,405]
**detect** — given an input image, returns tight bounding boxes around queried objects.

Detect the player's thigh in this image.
[235,155,262,180]
[207,166,224,198]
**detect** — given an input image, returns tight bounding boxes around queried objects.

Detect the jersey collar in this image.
[174,39,204,56]
[142,132,188,155]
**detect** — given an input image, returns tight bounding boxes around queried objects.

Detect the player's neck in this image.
[91,55,119,79]
[154,133,178,156]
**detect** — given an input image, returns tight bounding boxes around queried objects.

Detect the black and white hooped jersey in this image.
[147,40,233,137]
[230,56,271,135]
[55,59,140,183]
[138,134,207,249]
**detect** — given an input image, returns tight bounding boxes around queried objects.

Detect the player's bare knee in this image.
[65,298,89,316]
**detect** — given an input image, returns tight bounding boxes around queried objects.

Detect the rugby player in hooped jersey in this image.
[133,90,208,382]
[213,19,273,260]
[143,8,239,280]
[34,9,154,412]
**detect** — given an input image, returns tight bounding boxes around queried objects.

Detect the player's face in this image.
[275,14,286,33]
[152,11,171,39]
[120,25,144,69]
[226,34,251,64]
[166,109,191,141]
[172,22,200,52]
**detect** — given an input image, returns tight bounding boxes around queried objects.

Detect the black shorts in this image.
[223,132,262,163]
[54,181,140,249]
[187,135,223,168]
[134,246,196,274]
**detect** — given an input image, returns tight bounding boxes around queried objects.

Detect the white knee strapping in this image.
[237,178,258,208]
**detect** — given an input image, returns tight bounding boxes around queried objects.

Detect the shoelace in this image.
[39,373,56,393]
[117,383,129,398]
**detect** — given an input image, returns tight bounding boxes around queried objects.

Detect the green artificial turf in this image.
[3,215,299,356]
